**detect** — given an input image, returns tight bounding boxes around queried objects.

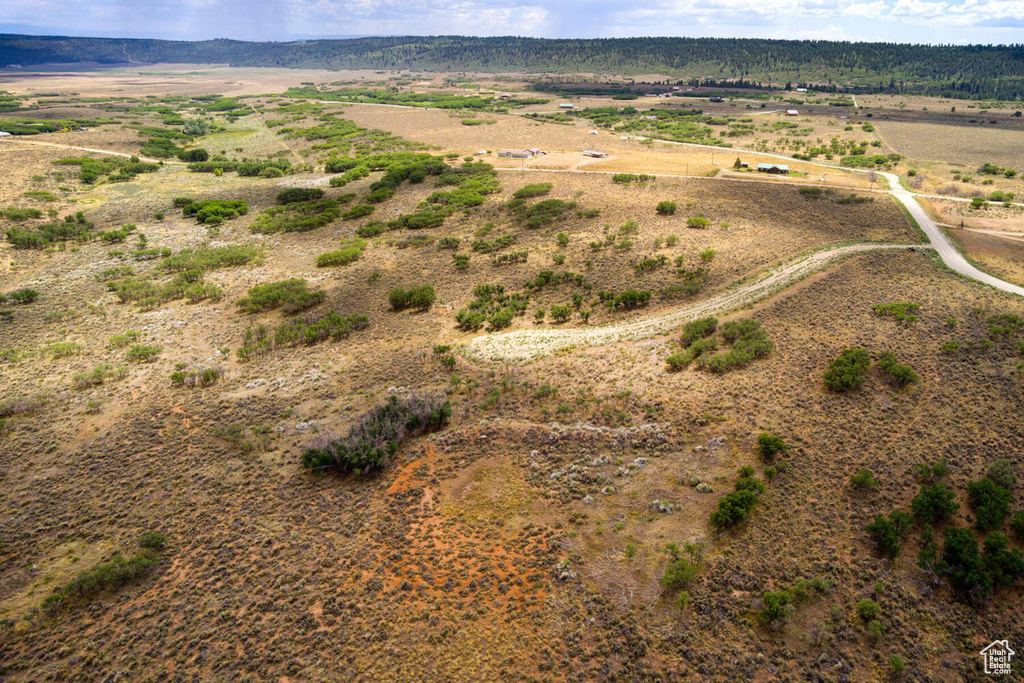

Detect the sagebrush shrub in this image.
[302,394,451,474]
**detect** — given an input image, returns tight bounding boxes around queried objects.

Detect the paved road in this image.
[879,171,1024,296]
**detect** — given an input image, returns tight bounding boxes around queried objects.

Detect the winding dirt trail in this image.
[1,138,185,164]
[466,243,931,363]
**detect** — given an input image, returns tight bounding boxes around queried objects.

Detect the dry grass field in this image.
[877,119,1024,171]
[1,68,1023,683]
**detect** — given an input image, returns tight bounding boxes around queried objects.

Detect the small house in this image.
[786,109,800,116]
[498,148,542,159]
[582,150,607,158]
[757,163,789,174]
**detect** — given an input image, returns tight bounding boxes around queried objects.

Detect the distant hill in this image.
[1,34,1022,100]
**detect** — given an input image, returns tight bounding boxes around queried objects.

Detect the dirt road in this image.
[466,242,932,363]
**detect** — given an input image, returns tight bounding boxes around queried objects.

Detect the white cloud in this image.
[1,0,1022,43]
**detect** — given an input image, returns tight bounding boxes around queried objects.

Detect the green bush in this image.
[968,478,1013,531]
[758,590,792,627]
[1010,511,1024,540]
[872,301,920,323]
[316,243,364,268]
[941,527,990,599]
[697,319,773,373]
[161,245,261,272]
[8,288,39,304]
[757,433,787,462]
[877,351,918,387]
[710,489,758,528]
[824,347,870,391]
[856,598,880,621]
[661,555,699,592]
[72,363,127,389]
[138,532,168,550]
[866,510,912,558]
[681,317,717,345]
[686,216,711,229]
[126,344,162,363]
[613,289,651,309]
[301,394,451,474]
[911,482,960,525]
[276,187,325,204]
[388,206,450,230]
[512,198,577,229]
[108,330,142,348]
[181,199,249,225]
[0,207,43,221]
[41,545,162,616]
[549,304,572,322]
[356,221,387,238]
[612,173,655,184]
[850,468,879,490]
[513,183,552,199]
[389,284,435,311]
[342,204,375,220]
[986,459,1017,491]
[236,278,325,314]
[176,148,209,162]
[170,366,223,388]
[49,342,82,358]
[250,198,340,234]
[656,201,677,215]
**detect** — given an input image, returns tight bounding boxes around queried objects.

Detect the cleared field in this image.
[877,119,1024,169]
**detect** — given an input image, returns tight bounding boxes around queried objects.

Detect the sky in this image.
[0,0,1022,45]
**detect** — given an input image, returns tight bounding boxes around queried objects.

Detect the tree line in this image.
[1,35,1022,100]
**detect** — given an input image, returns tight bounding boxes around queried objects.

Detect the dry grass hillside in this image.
[1,69,1023,683]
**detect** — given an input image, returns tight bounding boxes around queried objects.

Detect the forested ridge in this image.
[2,34,1023,99]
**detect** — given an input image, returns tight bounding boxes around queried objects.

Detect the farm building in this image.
[582,150,607,158]
[498,148,544,159]
[786,109,800,116]
[757,163,790,174]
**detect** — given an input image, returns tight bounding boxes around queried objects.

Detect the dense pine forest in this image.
[1,34,1023,99]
